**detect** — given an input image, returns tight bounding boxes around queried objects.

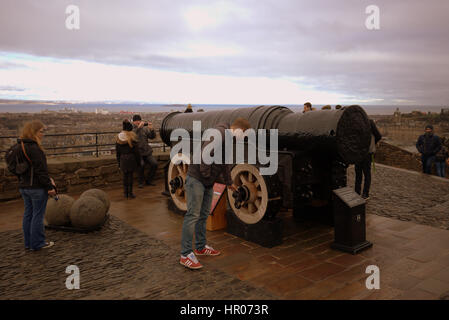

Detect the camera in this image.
[130,119,149,126]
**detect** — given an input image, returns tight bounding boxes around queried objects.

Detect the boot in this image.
[124,184,129,199]
[128,183,136,199]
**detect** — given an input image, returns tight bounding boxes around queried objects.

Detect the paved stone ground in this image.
[2,164,449,300]
[0,215,275,300]
[347,163,449,230]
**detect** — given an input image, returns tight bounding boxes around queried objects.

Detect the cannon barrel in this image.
[160,105,371,164]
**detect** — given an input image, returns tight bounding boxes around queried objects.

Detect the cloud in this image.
[0,54,352,104]
[0,0,448,104]
[0,85,25,92]
[0,60,27,70]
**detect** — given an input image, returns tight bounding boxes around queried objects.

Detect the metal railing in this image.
[0,130,169,159]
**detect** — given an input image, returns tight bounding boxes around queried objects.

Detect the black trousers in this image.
[138,155,158,184]
[355,154,372,197]
[123,170,134,194]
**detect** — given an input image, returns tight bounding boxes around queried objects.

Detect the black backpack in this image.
[5,141,32,177]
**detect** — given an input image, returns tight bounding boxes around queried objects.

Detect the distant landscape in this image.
[0,99,447,115]
[0,99,448,158]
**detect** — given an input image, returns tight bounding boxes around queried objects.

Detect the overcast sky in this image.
[1,0,448,105]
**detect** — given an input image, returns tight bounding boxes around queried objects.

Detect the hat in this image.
[123,120,133,131]
[425,124,434,130]
[132,114,142,121]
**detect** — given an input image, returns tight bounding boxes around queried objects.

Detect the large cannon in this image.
[160,105,371,225]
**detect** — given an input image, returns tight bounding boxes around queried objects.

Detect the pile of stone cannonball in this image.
[45,188,110,229]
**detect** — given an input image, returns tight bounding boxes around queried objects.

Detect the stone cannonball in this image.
[45,195,75,226]
[70,196,107,228]
[80,188,110,213]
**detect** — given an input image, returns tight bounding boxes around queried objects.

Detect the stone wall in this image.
[374,141,422,172]
[0,152,169,201]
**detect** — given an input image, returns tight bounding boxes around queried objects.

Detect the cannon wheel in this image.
[227,164,281,224]
[167,154,189,212]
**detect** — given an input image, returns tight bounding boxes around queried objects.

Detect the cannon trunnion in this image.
[160,105,371,225]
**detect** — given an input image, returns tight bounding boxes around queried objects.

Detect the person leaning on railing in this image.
[16,120,57,251]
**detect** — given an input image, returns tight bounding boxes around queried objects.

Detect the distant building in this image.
[394,108,402,125]
[40,109,57,114]
[60,107,80,113]
[441,108,449,114]
[95,108,110,115]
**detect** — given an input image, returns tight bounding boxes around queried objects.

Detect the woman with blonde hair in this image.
[116,119,141,199]
[17,120,56,250]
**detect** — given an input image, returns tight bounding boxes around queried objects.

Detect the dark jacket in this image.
[368,119,382,154]
[16,138,54,190]
[187,123,233,188]
[435,145,448,162]
[416,134,441,156]
[116,132,141,173]
[133,124,156,157]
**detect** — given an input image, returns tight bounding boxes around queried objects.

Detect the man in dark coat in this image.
[416,125,441,174]
[132,114,158,187]
[355,119,382,200]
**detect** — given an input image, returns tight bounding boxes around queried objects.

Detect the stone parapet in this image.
[0,152,169,201]
[374,141,422,172]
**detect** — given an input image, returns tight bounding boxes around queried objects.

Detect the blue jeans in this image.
[180,175,213,256]
[422,155,435,174]
[19,188,48,250]
[435,161,446,177]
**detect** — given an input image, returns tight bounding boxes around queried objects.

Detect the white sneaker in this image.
[194,244,221,256]
[41,241,55,249]
[180,252,203,269]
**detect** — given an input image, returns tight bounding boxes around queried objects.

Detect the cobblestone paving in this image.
[347,164,449,230]
[0,216,275,300]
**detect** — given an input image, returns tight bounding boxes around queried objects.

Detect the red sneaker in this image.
[180,252,203,269]
[194,245,221,256]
